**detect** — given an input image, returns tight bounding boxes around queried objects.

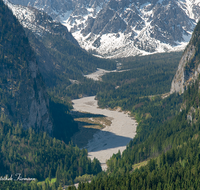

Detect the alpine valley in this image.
[6,0,200,58]
[3,0,200,189]
[3,0,117,100]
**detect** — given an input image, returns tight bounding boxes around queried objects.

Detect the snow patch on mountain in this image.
[6,0,200,58]
[63,0,198,58]
[4,0,50,36]
[178,0,194,20]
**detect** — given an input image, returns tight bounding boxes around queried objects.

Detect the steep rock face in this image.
[0,0,52,134]
[7,0,200,58]
[171,21,200,94]
[170,45,195,94]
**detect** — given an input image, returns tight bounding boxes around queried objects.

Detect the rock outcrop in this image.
[171,21,200,94]
[170,45,196,94]
[0,0,52,135]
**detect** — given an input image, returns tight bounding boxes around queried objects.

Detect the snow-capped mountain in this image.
[7,0,200,58]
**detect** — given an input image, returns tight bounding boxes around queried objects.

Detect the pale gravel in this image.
[72,96,137,170]
[84,68,130,81]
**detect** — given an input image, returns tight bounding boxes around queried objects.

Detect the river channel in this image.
[72,96,137,170]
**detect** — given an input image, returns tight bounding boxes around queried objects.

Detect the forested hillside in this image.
[0,0,80,143]
[78,77,200,189]
[0,119,101,183]
[26,29,117,100]
[0,0,53,134]
[76,20,200,189]
[64,52,182,100]
[96,52,182,110]
[0,1,102,189]
[5,2,117,101]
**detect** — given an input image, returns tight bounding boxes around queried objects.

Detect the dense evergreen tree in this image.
[75,77,200,190]
[0,1,102,189]
[2,0,200,188]
[65,52,181,101]
[0,118,101,186]
[96,52,182,110]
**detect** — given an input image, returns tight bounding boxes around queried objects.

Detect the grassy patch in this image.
[37,177,57,186]
[71,112,113,148]
[74,174,93,183]
[132,160,149,171]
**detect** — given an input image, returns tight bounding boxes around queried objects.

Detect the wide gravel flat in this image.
[72,96,137,170]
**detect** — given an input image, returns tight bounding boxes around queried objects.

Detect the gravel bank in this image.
[72,96,137,170]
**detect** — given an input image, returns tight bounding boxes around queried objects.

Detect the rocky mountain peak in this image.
[7,0,200,58]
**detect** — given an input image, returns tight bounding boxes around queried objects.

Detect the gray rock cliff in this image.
[170,45,196,94]
[0,1,53,135]
[171,21,200,94]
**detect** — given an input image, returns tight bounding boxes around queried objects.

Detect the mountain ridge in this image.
[8,0,200,58]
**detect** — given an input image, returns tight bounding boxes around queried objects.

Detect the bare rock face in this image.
[170,45,196,94]
[0,58,53,135]
[20,60,53,134]
[0,1,53,135]
[170,21,200,94]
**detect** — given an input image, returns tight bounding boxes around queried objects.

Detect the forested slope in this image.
[0,0,52,134]
[65,52,182,100]
[0,1,102,189]
[5,2,117,100]
[26,23,117,101]
[96,52,182,110]
[78,77,200,190]
[76,20,200,190]
[0,119,101,182]
[0,0,79,143]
